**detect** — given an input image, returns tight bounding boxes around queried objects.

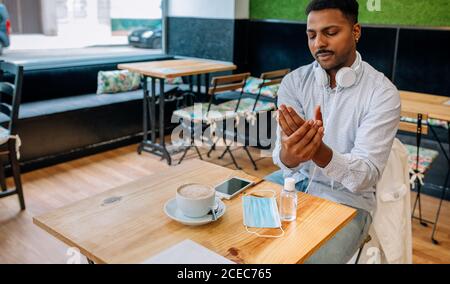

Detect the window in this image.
[3,0,164,52]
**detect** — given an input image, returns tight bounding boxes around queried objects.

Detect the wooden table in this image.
[400,90,449,162]
[400,90,450,244]
[118,59,237,165]
[400,91,450,122]
[33,160,357,264]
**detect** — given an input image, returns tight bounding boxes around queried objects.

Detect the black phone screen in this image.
[215,178,251,196]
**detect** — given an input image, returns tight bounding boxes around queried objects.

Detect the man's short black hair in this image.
[306,0,359,24]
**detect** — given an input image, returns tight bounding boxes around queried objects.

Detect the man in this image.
[266,0,401,263]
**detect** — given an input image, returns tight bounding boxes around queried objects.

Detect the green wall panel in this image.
[250,0,450,27]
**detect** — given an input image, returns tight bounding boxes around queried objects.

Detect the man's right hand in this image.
[278,105,324,168]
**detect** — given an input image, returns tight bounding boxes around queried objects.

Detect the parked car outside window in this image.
[128,28,162,49]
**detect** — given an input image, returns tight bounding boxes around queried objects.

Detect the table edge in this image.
[296,206,358,264]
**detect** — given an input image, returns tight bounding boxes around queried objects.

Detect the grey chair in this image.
[210,69,290,170]
[173,73,250,167]
[0,61,25,210]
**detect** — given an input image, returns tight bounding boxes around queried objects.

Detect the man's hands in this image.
[278,105,332,168]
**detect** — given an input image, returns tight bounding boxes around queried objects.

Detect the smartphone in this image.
[214,177,254,200]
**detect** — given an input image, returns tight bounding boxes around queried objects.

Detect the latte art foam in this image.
[178,184,213,199]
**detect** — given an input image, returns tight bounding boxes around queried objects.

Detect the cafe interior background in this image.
[0,0,449,264]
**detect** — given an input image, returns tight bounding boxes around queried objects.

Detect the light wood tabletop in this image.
[33,160,357,264]
[400,90,450,122]
[118,58,237,79]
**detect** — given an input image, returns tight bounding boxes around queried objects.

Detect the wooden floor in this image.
[0,143,449,264]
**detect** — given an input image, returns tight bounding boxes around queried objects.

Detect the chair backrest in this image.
[208,72,250,112]
[372,138,413,264]
[0,61,24,135]
[254,68,290,111]
[260,68,291,88]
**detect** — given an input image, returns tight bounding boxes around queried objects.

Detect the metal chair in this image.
[354,235,372,264]
[173,73,250,167]
[400,111,446,244]
[0,61,25,210]
[254,68,290,110]
[210,69,290,170]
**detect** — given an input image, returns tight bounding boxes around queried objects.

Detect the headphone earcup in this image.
[314,66,329,87]
[336,67,357,88]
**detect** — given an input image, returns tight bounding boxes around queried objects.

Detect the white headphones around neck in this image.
[314,51,362,89]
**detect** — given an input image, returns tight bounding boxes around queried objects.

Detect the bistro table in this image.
[118,58,237,165]
[400,90,450,244]
[33,160,357,264]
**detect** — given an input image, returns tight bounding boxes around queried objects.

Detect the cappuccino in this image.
[178,184,213,199]
[176,184,216,218]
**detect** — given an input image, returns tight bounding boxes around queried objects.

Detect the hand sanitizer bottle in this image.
[280,178,298,222]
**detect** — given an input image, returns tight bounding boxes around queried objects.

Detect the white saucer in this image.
[164,197,226,226]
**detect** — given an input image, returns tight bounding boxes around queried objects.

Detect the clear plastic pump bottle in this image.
[280,178,298,222]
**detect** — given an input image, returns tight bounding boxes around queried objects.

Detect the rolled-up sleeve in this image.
[322,86,401,192]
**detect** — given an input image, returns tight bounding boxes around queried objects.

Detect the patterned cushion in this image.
[0,127,10,145]
[400,117,448,129]
[97,70,141,94]
[173,98,276,125]
[165,77,184,85]
[173,103,238,124]
[238,76,280,98]
[219,98,276,113]
[404,144,439,174]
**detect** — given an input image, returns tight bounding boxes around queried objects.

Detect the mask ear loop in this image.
[245,226,285,238]
[304,164,317,194]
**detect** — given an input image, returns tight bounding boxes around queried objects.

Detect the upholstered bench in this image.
[0,54,183,171]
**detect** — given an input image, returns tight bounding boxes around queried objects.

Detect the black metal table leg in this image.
[138,77,149,154]
[197,74,202,102]
[189,75,193,92]
[150,77,156,144]
[138,76,172,165]
[204,73,210,103]
[159,78,172,165]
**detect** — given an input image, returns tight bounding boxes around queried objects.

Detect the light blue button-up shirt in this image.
[273,53,401,214]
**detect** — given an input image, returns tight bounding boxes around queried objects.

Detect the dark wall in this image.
[245,21,311,76]
[357,26,397,80]
[238,20,449,97]
[167,17,235,62]
[233,19,250,73]
[395,28,450,96]
[243,21,397,81]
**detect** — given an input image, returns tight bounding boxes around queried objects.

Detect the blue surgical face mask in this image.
[242,190,284,238]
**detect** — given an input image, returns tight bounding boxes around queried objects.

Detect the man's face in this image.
[306,9,360,71]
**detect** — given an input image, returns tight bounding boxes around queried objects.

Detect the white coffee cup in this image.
[176,183,216,218]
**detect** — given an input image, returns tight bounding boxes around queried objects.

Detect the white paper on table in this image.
[142,239,236,264]
[444,99,450,106]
